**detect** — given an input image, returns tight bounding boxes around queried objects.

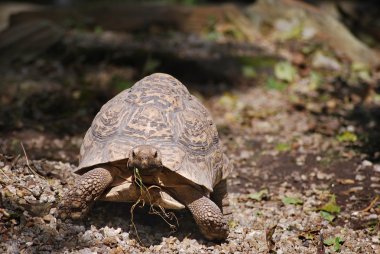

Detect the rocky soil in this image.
[1,82,379,253]
[1,1,380,253]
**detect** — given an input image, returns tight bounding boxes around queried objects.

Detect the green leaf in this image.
[320,211,335,222]
[282,196,303,205]
[94,25,103,34]
[375,93,380,103]
[218,93,238,109]
[323,237,335,246]
[304,233,314,240]
[351,62,371,82]
[275,143,291,152]
[320,195,341,214]
[239,56,277,68]
[324,236,344,252]
[274,61,296,82]
[242,66,257,78]
[333,237,344,252]
[298,232,315,241]
[351,62,369,72]
[309,71,322,90]
[337,131,357,143]
[266,77,288,91]
[248,189,269,201]
[275,20,303,40]
[228,220,238,229]
[206,31,221,41]
[111,78,134,91]
[142,57,161,74]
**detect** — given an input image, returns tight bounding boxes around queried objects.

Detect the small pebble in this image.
[43,214,54,222]
[373,164,380,173]
[362,160,373,167]
[355,174,366,181]
[366,214,378,220]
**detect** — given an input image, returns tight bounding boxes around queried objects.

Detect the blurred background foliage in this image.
[0,0,380,162]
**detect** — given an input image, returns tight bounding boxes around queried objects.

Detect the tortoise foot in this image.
[188,196,229,241]
[57,167,113,220]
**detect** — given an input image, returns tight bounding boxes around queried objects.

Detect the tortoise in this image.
[58,73,232,241]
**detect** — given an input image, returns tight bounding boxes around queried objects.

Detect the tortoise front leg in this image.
[174,186,229,241]
[58,167,113,220]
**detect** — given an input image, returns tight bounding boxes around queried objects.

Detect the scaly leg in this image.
[58,167,113,220]
[174,186,229,241]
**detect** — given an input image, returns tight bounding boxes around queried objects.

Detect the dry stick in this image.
[10,154,21,170]
[0,168,36,195]
[317,231,326,254]
[1,144,43,197]
[149,204,178,232]
[129,168,152,244]
[130,199,143,244]
[147,185,179,231]
[130,168,179,242]
[20,142,44,179]
[140,180,178,230]
[265,224,277,253]
[360,196,379,213]
[0,168,12,181]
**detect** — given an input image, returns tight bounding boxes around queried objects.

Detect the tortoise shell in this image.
[76,73,231,192]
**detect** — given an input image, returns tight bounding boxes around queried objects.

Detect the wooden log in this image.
[9,3,257,41]
[0,3,276,81]
[246,0,380,67]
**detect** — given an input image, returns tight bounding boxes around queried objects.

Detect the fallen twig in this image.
[265,223,277,253]
[317,231,326,254]
[10,154,20,170]
[20,142,44,179]
[0,168,12,182]
[130,168,179,244]
[130,199,144,244]
[0,165,39,197]
[148,190,179,233]
[360,196,379,213]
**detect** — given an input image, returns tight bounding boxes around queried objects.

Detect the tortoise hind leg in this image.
[173,186,229,241]
[57,167,113,220]
[211,179,232,220]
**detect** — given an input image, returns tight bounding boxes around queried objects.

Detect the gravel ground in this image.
[1,2,380,251]
[0,157,378,253]
[1,85,379,253]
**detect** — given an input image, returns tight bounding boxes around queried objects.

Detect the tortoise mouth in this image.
[131,166,162,176]
[137,167,159,175]
[127,158,163,172]
[130,167,163,188]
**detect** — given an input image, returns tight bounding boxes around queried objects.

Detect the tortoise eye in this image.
[153,151,158,158]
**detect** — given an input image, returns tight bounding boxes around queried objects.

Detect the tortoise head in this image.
[128,145,162,171]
